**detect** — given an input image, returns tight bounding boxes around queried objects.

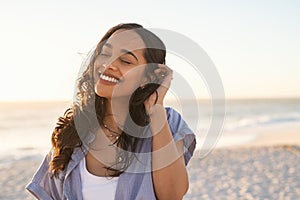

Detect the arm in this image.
[144,64,193,199]
[149,105,189,200]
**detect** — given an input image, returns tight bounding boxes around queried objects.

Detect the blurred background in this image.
[0,0,299,199]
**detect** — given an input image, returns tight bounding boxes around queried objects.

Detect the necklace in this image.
[103,123,121,140]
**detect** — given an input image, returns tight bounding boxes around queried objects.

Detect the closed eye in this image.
[120,59,131,64]
[99,53,111,57]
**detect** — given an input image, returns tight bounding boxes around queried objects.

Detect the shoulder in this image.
[164,106,192,135]
[26,146,86,199]
[26,146,85,193]
[165,106,181,124]
[164,106,197,165]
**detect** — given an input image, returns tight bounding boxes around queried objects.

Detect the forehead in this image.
[105,29,145,52]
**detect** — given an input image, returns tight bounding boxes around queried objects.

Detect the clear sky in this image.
[0,0,299,101]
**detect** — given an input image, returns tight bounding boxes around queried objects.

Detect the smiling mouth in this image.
[98,71,120,84]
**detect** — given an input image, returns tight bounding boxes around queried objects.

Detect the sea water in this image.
[0,99,299,164]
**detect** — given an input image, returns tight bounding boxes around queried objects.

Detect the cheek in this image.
[112,72,145,96]
[125,69,145,86]
[123,64,146,80]
[119,78,141,93]
[94,56,101,66]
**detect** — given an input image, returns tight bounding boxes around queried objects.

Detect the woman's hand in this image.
[144,64,173,114]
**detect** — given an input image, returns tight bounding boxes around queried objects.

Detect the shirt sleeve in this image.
[166,107,197,165]
[25,150,63,200]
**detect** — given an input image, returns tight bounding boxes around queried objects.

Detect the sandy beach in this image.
[185,145,300,199]
[1,130,300,199]
[0,157,42,200]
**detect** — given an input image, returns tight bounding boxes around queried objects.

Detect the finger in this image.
[154,68,161,73]
[155,67,168,76]
[157,64,172,71]
[157,64,173,75]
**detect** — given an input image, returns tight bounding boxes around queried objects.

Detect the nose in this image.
[102,57,119,71]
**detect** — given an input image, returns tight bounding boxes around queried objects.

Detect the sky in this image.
[0,0,299,101]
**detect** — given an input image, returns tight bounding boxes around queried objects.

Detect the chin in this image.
[94,86,111,98]
[94,84,135,99]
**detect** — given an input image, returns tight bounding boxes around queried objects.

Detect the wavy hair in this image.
[50,23,166,176]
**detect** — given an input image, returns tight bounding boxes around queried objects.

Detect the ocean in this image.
[0,98,300,164]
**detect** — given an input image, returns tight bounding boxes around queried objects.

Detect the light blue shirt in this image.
[26,107,196,200]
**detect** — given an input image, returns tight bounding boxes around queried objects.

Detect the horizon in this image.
[1,0,299,101]
[1,96,300,104]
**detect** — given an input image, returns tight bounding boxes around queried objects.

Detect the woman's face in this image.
[93,29,148,99]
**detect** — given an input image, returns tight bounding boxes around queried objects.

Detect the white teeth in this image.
[99,72,119,83]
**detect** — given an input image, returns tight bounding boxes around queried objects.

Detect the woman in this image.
[26,23,196,200]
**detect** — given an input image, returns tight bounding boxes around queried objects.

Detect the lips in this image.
[102,72,120,81]
[97,70,123,84]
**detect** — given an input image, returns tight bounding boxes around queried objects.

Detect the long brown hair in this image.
[50,23,166,176]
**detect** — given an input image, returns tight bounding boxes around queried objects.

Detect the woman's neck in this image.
[104,96,130,131]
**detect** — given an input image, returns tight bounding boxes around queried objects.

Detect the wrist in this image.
[148,104,167,136]
[148,103,165,116]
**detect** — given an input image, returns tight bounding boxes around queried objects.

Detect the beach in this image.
[0,157,42,200]
[1,132,299,199]
[185,145,300,199]
[0,99,300,199]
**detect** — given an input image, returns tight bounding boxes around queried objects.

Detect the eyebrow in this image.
[120,49,138,61]
[103,43,139,61]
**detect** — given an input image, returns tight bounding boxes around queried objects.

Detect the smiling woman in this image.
[26,23,196,200]
[93,29,149,99]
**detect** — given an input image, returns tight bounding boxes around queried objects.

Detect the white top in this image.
[79,157,119,200]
